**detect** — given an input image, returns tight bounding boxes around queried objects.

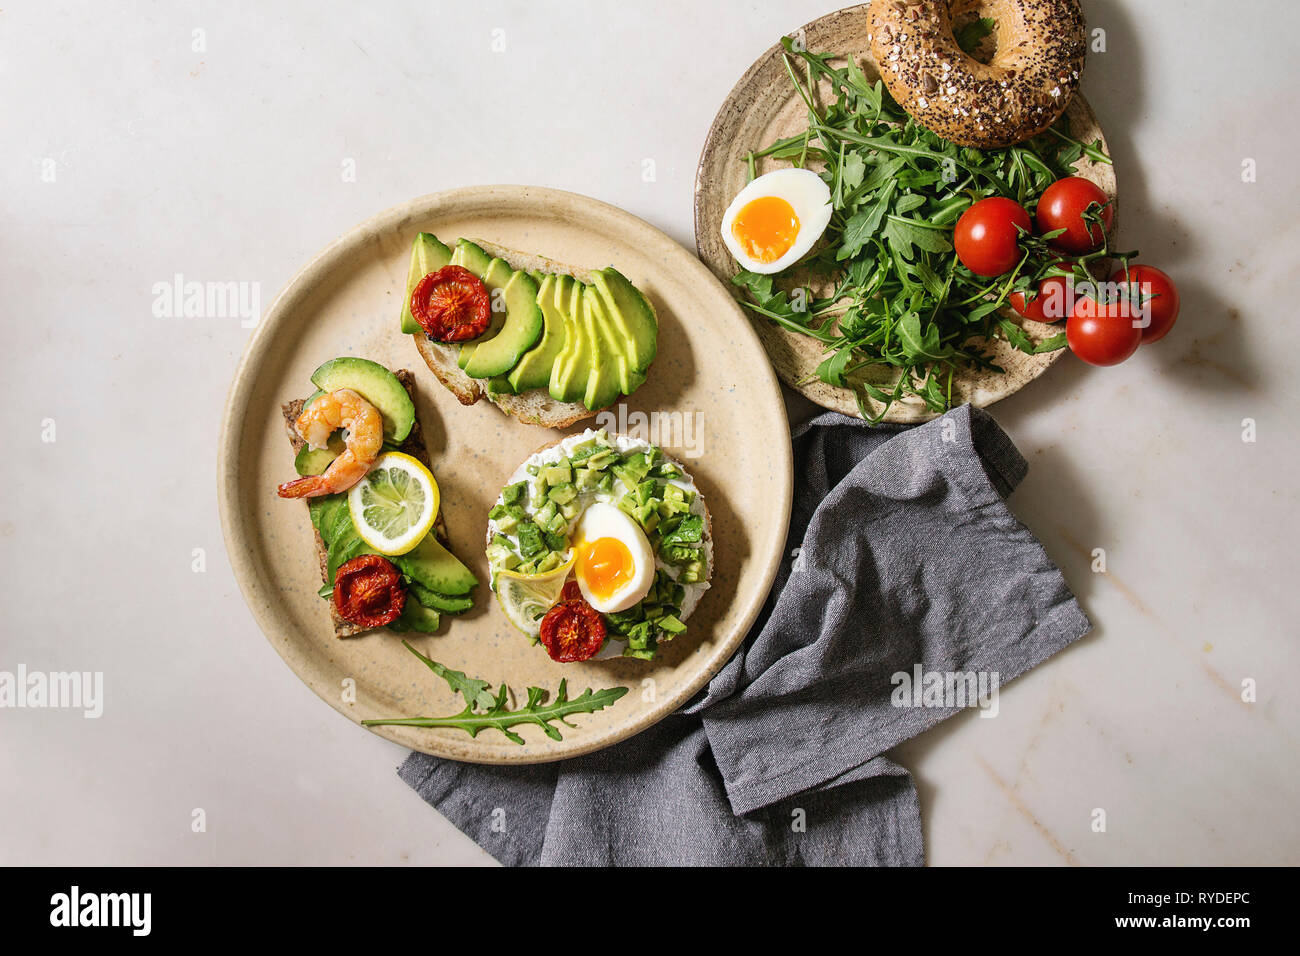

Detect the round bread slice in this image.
[485,431,714,653]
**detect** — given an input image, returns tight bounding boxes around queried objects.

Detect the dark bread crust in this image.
[281,369,447,639]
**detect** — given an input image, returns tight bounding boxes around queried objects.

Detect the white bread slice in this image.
[411,239,652,429]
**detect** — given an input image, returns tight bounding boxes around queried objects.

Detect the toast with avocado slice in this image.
[405,236,658,428]
[282,368,478,639]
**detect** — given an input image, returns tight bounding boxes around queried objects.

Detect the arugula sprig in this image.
[733,37,1116,421]
[361,641,628,745]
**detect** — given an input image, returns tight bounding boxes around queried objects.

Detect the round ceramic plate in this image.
[218,186,793,764]
[694,2,1117,422]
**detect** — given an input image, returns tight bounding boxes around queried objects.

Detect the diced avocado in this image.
[657,613,687,635]
[493,510,520,535]
[547,482,577,505]
[408,582,474,615]
[487,540,521,571]
[596,472,615,494]
[400,233,453,334]
[540,460,572,487]
[309,357,415,443]
[294,432,345,476]
[584,448,617,471]
[568,438,598,462]
[549,277,591,404]
[508,273,570,393]
[581,286,622,411]
[502,481,528,506]
[654,462,682,479]
[574,466,599,491]
[545,512,569,535]
[534,551,563,574]
[392,534,478,595]
[592,266,658,374]
[396,600,442,633]
[559,498,583,520]
[516,522,545,558]
[681,559,706,584]
[460,267,544,379]
[535,500,558,528]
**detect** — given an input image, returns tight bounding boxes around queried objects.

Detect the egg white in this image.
[572,501,655,614]
[720,167,833,275]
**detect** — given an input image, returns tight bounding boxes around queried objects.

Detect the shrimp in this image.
[276,389,384,498]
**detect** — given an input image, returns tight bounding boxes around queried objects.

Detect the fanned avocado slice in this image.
[399,233,453,334]
[393,534,478,596]
[309,357,415,443]
[549,278,591,404]
[508,273,570,393]
[460,266,544,379]
[581,285,622,411]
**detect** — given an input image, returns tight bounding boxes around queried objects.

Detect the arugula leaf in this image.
[729,41,1118,422]
[362,641,628,745]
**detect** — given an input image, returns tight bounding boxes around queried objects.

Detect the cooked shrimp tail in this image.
[276,389,384,499]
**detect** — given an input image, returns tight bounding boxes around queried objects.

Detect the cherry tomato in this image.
[560,580,582,602]
[1036,177,1113,254]
[1067,293,1143,367]
[1110,264,1180,344]
[410,265,491,342]
[538,595,606,663]
[333,554,407,628]
[1008,265,1075,323]
[954,197,1032,277]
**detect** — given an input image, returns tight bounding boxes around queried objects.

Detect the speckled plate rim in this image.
[693,2,1116,422]
[216,185,793,764]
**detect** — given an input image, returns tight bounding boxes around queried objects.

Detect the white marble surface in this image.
[2,0,1296,865]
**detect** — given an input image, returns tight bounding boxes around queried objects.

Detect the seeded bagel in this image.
[867,0,1086,148]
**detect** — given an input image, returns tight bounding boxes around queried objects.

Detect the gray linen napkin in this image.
[398,405,1091,865]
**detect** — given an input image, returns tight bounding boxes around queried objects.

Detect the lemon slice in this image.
[494,553,577,637]
[347,452,439,556]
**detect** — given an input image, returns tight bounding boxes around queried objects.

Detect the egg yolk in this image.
[576,536,634,600]
[731,195,801,264]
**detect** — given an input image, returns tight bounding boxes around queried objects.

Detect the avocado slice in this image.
[399,233,453,335]
[294,432,345,476]
[581,285,622,411]
[408,581,474,614]
[549,278,592,404]
[507,273,569,393]
[309,357,415,443]
[585,280,648,396]
[591,267,658,374]
[391,600,441,634]
[459,269,544,379]
[457,257,513,369]
[392,534,478,596]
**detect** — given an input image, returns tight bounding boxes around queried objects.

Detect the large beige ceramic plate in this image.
[695,2,1117,422]
[218,186,792,764]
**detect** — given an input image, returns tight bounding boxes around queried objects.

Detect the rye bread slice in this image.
[282,369,448,639]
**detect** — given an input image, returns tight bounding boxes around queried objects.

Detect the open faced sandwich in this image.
[400,234,659,429]
[277,357,478,638]
[486,429,712,662]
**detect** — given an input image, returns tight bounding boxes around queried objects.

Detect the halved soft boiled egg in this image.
[720,167,833,274]
[572,502,655,614]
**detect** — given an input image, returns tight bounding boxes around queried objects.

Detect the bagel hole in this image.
[952,8,1002,65]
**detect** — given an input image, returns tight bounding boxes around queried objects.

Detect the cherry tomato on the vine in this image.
[1036,176,1113,254]
[955,197,1032,277]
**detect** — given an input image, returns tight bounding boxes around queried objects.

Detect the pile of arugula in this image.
[362,641,628,745]
[732,36,1115,421]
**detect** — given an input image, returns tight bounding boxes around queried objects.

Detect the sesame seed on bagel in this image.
[866,0,1087,148]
